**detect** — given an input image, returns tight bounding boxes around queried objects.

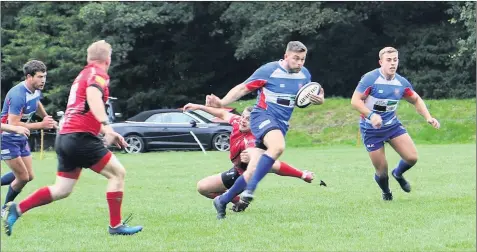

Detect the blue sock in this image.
[374,174,390,193]
[394,160,413,177]
[4,185,21,205]
[246,154,275,192]
[1,172,15,186]
[219,176,247,205]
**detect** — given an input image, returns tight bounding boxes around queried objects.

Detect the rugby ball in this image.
[295,82,322,108]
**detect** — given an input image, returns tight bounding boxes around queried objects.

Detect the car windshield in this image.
[187,110,212,123]
[192,110,215,120]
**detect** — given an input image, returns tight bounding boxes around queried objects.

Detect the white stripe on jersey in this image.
[374,76,403,86]
[26,91,41,102]
[269,68,306,80]
[262,87,296,108]
[364,95,399,112]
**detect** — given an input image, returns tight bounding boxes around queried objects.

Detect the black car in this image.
[111,109,233,153]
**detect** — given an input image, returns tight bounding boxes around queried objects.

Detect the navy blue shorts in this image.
[250,109,288,150]
[1,135,31,160]
[360,123,408,152]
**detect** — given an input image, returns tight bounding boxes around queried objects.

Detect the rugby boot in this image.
[231,199,249,213]
[3,202,20,236]
[109,213,143,235]
[382,191,393,201]
[392,169,411,193]
[213,196,227,219]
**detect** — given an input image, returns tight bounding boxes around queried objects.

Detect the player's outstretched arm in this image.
[183,103,233,122]
[206,83,252,108]
[403,92,440,129]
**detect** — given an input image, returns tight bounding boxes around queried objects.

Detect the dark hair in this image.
[23,60,47,77]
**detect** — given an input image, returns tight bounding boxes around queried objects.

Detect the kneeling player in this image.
[184,104,315,212]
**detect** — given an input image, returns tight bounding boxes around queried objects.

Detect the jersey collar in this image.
[22,81,34,94]
[378,68,396,81]
[278,60,292,73]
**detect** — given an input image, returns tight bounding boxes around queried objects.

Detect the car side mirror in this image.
[190,120,197,127]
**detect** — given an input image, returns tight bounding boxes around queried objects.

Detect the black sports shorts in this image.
[220,167,241,189]
[55,132,111,173]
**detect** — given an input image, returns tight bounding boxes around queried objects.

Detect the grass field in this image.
[1,144,475,251]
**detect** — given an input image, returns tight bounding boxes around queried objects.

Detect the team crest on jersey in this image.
[298,83,303,89]
[394,88,400,96]
[95,76,108,87]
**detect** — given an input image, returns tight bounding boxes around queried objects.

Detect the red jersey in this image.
[228,115,256,173]
[60,63,110,136]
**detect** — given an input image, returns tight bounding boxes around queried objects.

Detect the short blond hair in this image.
[87,40,112,62]
[379,47,398,59]
[286,41,307,53]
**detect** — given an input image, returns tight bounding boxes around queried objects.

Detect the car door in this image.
[161,112,212,150]
[141,112,177,149]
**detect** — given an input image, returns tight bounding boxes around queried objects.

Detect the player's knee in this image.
[196,180,207,195]
[56,189,72,200]
[49,185,73,200]
[268,144,285,158]
[28,174,34,182]
[405,155,418,166]
[111,165,126,181]
[15,173,30,185]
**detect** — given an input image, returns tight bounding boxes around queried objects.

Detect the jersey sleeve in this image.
[244,65,270,91]
[401,77,415,97]
[355,73,375,95]
[86,74,108,93]
[7,94,25,116]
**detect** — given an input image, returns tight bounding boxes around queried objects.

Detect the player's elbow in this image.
[350,96,360,109]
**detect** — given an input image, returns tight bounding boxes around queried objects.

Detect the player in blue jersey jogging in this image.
[1,60,57,211]
[351,47,440,201]
[206,41,325,218]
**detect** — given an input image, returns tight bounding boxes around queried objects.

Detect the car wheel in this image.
[212,132,230,151]
[124,135,145,153]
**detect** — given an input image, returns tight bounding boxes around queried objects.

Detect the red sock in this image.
[18,187,53,214]
[276,162,303,178]
[107,191,123,227]
[231,195,240,204]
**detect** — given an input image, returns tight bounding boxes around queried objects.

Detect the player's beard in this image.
[35,84,45,90]
[289,67,301,73]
